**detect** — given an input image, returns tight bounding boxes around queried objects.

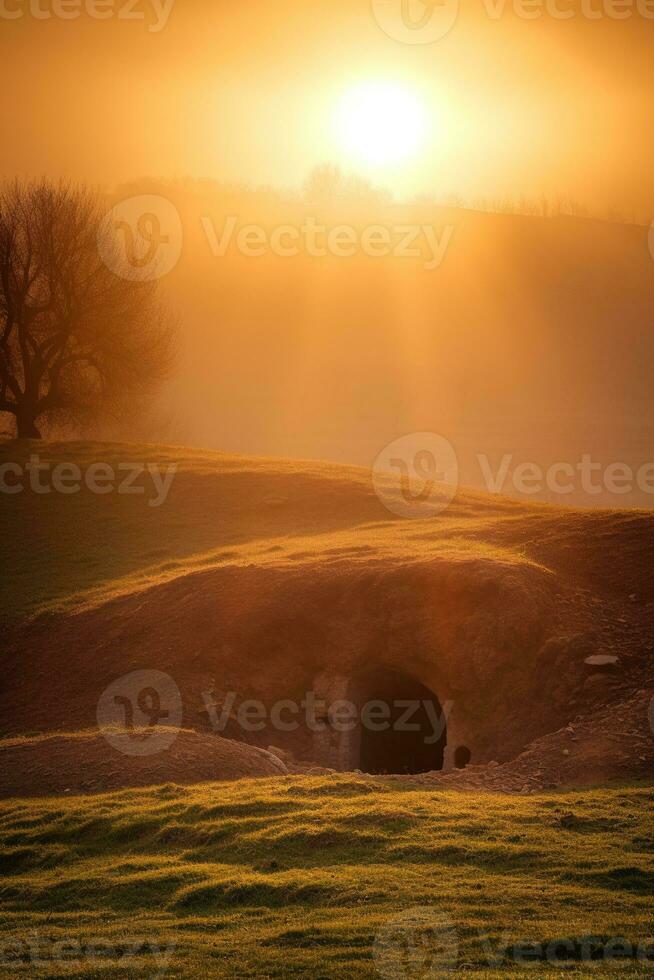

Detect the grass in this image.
[0,440,542,623]
[12,437,653,624]
[4,439,654,625]
[0,775,652,976]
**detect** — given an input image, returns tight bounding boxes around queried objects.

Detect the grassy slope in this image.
[5,439,654,626]
[0,776,652,977]
[0,440,538,622]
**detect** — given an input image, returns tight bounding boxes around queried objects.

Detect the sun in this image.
[335,81,427,169]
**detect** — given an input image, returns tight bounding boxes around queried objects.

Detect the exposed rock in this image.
[584,654,620,669]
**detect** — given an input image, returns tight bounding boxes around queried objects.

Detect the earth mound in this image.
[0,730,286,799]
[1,442,653,790]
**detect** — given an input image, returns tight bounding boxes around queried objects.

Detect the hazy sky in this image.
[1,0,653,217]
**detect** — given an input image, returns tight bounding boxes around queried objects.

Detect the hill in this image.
[0,438,549,624]
[1,441,652,790]
[3,439,654,623]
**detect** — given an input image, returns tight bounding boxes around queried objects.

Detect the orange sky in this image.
[1,0,653,217]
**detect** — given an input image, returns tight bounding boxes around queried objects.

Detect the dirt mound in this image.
[402,688,654,793]
[0,555,556,760]
[0,729,286,799]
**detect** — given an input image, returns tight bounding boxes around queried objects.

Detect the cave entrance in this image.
[357,668,447,775]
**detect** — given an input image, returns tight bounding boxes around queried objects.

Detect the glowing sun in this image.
[335,81,427,168]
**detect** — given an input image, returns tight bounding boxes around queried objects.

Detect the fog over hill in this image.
[95,179,654,508]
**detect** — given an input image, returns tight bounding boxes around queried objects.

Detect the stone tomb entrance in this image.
[312,668,449,774]
[357,667,447,774]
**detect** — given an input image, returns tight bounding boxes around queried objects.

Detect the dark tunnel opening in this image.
[357,668,447,775]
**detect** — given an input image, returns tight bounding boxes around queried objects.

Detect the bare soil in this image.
[0,729,286,799]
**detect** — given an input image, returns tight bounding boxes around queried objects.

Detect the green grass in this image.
[0,440,537,623]
[0,776,652,977]
[4,439,654,625]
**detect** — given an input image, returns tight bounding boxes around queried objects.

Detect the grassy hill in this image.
[1,439,653,765]
[3,440,654,626]
[0,775,652,977]
[0,439,532,623]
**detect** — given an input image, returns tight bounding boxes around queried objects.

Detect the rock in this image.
[584,654,620,670]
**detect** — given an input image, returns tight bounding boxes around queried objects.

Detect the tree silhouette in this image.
[303,164,389,207]
[0,180,174,438]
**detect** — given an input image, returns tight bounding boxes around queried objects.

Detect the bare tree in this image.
[0,179,174,438]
